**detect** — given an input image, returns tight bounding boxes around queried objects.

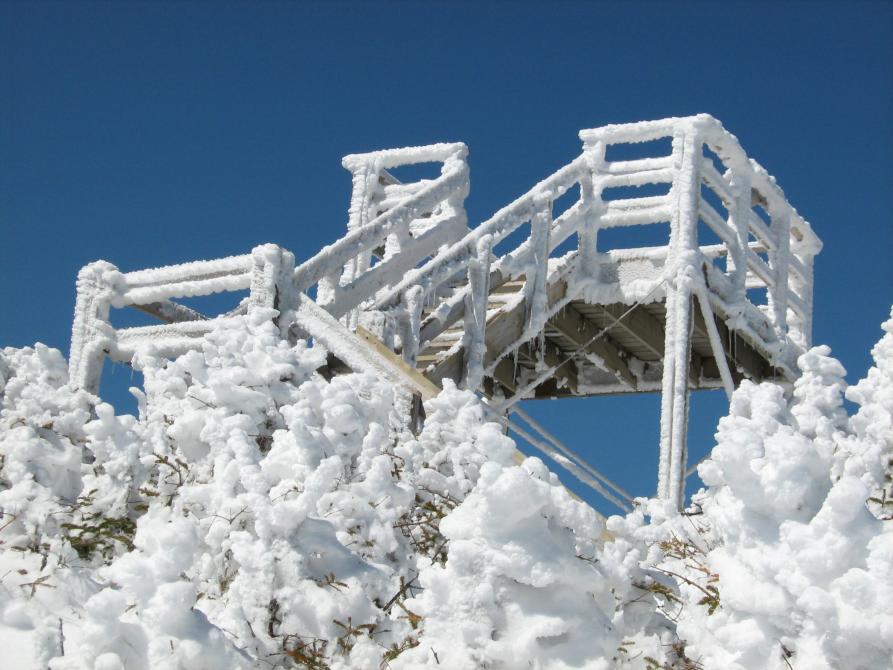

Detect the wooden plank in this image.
[355,325,443,400]
[595,303,666,359]
[531,375,728,399]
[595,301,707,386]
[548,305,637,389]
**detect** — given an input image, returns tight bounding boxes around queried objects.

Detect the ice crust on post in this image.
[1,307,891,669]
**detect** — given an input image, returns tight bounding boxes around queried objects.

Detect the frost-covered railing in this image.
[579,115,821,366]
[68,117,820,509]
[69,245,296,392]
[69,143,469,394]
[366,153,597,387]
[577,115,821,505]
[360,115,820,395]
[295,143,469,329]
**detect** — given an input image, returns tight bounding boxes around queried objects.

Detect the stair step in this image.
[492,280,526,294]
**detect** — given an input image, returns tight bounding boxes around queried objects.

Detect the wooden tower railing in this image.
[69,115,821,510]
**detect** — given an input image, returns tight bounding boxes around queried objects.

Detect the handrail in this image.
[400,115,817,386]
[292,151,468,295]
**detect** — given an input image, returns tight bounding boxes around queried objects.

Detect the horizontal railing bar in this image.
[111,337,206,363]
[293,163,468,293]
[115,318,226,340]
[119,274,253,306]
[603,155,673,174]
[123,255,253,288]
[580,117,683,146]
[747,210,777,250]
[698,201,738,248]
[700,158,733,205]
[788,254,809,282]
[787,292,808,318]
[342,142,467,172]
[131,300,209,324]
[600,203,671,228]
[604,194,670,210]
[745,249,776,288]
[598,167,675,189]
[325,214,466,318]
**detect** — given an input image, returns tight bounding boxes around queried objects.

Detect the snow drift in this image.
[0,307,891,669]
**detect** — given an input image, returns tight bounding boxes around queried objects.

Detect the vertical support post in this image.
[657,121,702,508]
[657,285,679,499]
[69,261,118,393]
[525,197,552,335]
[399,285,424,365]
[666,290,694,508]
[250,244,297,337]
[462,235,493,390]
[579,140,607,279]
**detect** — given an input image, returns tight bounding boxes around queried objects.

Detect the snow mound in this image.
[1,308,891,669]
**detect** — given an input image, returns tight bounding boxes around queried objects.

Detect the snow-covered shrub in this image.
[606,310,893,670]
[1,307,891,669]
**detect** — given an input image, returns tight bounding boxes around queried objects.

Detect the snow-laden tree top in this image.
[0,307,891,669]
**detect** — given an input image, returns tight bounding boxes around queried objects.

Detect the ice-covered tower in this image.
[70,115,820,510]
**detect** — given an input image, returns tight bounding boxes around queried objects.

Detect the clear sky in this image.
[2,0,891,512]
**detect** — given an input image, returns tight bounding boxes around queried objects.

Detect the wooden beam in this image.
[132,300,209,324]
[517,338,578,393]
[548,305,637,390]
[531,378,728,399]
[489,356,518,392]
[691,301,767,381]
[355,326,443,400]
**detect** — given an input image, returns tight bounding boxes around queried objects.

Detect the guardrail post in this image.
[325,159,378,324]
[69,261,118,393]
[462,235,493,390]
[579,139,607,279]
[398,285,424,365]
[525,197,552,335]
[250,244,297,337]
[727,169,752,311]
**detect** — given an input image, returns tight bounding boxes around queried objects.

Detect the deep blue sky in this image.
[2,1,891,512]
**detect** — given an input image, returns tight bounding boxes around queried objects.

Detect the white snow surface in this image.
[1,307,891,669]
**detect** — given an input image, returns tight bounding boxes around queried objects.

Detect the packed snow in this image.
[1,306,891,669]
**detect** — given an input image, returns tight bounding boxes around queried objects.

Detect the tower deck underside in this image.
[415,255,783,403]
